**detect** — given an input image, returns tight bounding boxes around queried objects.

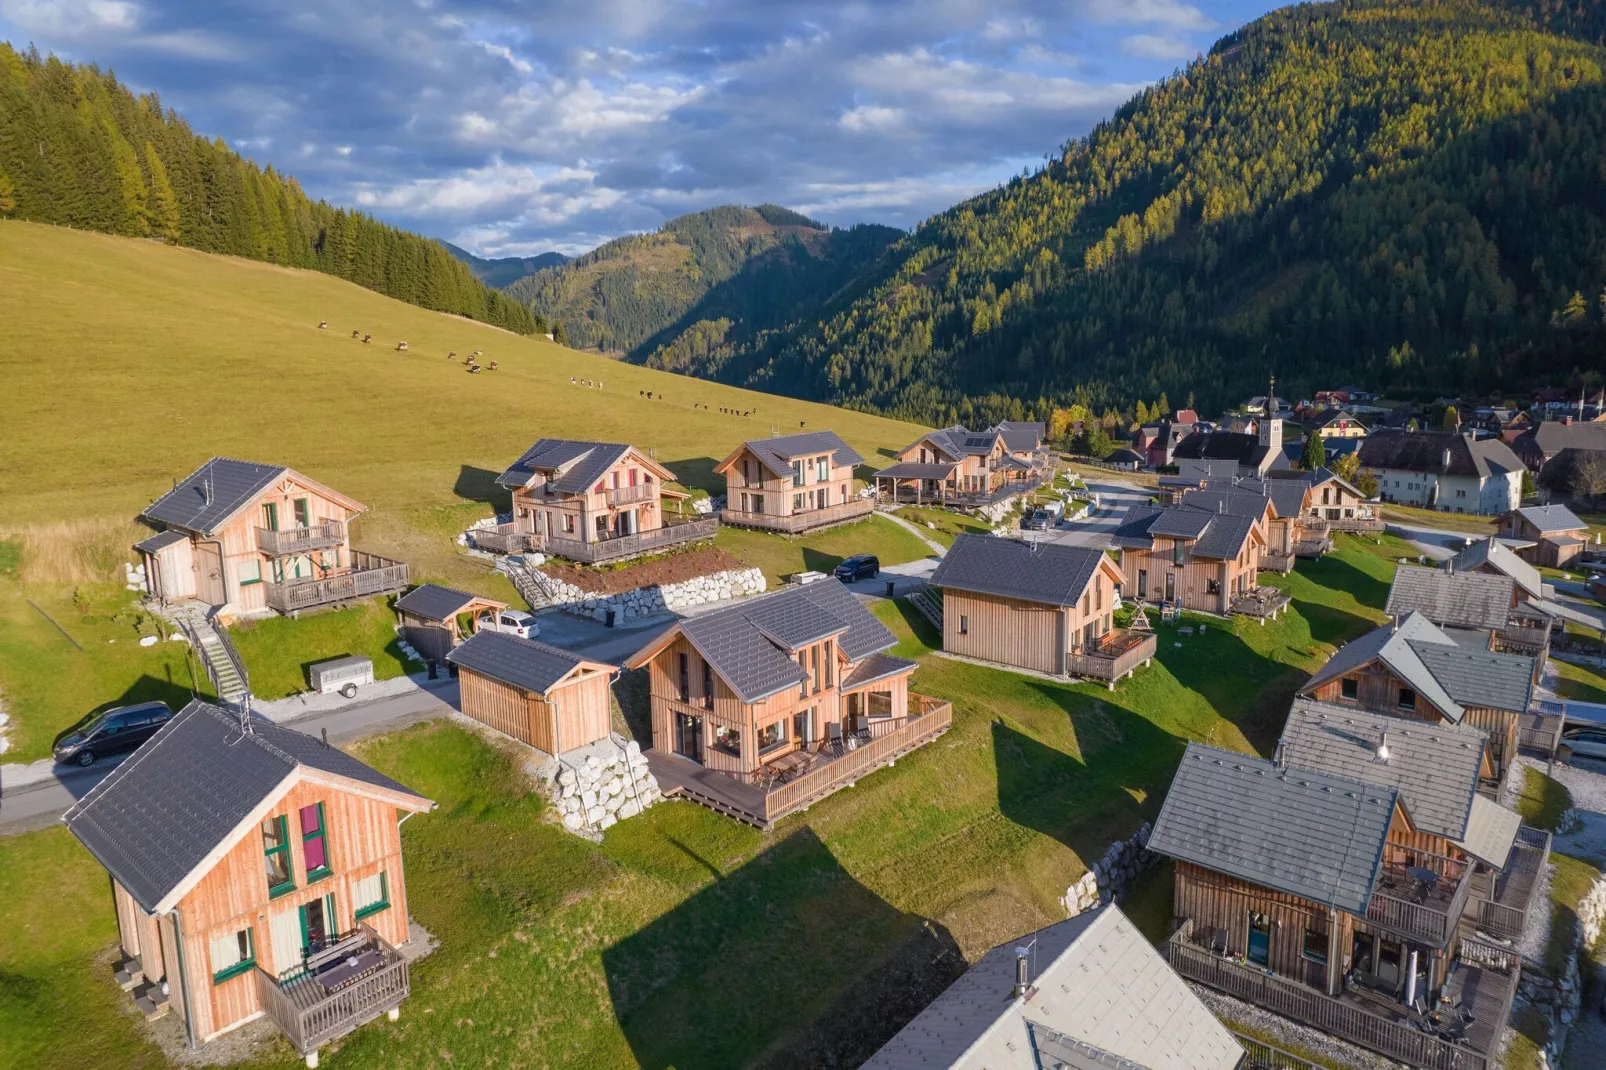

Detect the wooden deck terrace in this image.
[474,517,718,562]
[264,551,408,614]
[1230,587,1292,621]
[1327,517,1386,534]
[1166,921,1517,1070]
[254,924,409,1059]
[1065,629,1158,688]
[256,521,346,556]
[1260,550,1296,574]
[1470,825,1550,942]
[1291,536,1331,560]
[878,477,1044,509]
[1367,856,1474,949]
[720,497,875,534]
[1517,711,1566,758]
[646,695,952,828]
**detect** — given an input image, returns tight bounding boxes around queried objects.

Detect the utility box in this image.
[307,655,374,699]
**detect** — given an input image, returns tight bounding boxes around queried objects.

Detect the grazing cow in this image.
[473,349,484,357]
[467,364,481,374]
[488,361,498,371]
[396,341,409,352]
[362,334,372,343]
[318,321,328,329]
[447,352,456,360]
[352,329,361,338]
[573,377,578,384]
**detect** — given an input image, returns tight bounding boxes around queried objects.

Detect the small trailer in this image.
[307,655,374,699]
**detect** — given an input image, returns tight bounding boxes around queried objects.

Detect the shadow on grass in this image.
[665,456,721,495]
[886,597,940,652]
[1299,552,1392,614]
[54,670,202,749]
[453,465,509,510]
[800,547,849,574]
[1290,597,1377,649]
[602,826,963,1070]
[1154,620,1300,756]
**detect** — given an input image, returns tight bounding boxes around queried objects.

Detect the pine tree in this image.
[552,320,569,346]
[0,167,14,216]
[1300,432,1327,470]
[142,142,179,242]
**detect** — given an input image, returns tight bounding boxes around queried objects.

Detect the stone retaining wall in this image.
[1061,822,1157,916]
[533,735,663,840]
[1519,870,1606,1067]
[542,565,766,622]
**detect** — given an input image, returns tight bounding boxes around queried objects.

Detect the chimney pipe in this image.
[1441,448,1451,470]
[1376,730,1390,764]
[1013,947,1031,1001]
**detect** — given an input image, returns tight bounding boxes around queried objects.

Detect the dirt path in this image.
[876,508,947,556]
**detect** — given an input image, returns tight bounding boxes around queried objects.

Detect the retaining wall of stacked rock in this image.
[1521,873,1606,1067]
[551,566,767,622]
[533,735,662,840]
[1061,822,1157,916]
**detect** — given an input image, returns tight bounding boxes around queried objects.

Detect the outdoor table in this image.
[317,949,384,992]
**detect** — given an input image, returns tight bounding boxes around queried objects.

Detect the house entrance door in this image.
[195,541,226,605]
[619,509,638,536]
[674,713,703,763]
[1164,573,1175,603]
[300,893,336,957]
[1246,911,1271,967]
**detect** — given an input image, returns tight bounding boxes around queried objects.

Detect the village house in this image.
[1149,740,1525,1070]
[1171,405,1289,482]
[1112,501,1286,619]
[134,457,407,616]
[624,579,951,828]
[1357,431,1523,515]
[1157,467,1378,567]
[1131,418,1198,468]
[1446,537,1550,603]
[445,629,617,755]
[1296,611,1540,783]
[63,700,434,1068]
[862,904,1242,1070]
[1386,563,1553,672]
[1297,406,1369,440]
[1510,418,1606,486]
[874,422,1047,507]
[717,430,873,532]
[484,438,711,563]
[926,534,1156,686]
[1475,408,1534,441]
[1498,504,1589,568]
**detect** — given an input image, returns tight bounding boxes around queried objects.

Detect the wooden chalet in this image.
[716,430,874,533]
[874,423,1047,508]
[1297,612,1540,784]
[446,630,616,755]
[1498,505,1589,568]
[1151,740,1527,1070]
[483,438,712,564]
[1386,564,1553,679]
[1161,468,1380,567]
[394,583,507,665]
[63,701,433,1068]
[135,458,407,616]
[863,904,1242,1070]
[926,534,1155,687]
[624,579,951,828]
[1446,538,1551,605]
[1111,501,1287,619]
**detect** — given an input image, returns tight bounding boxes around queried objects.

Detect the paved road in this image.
[1037,478,1151,549]
[0,684,457,837]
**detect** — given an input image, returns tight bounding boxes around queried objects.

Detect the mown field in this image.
[0,222,926,759]
[2,535,1415,1069]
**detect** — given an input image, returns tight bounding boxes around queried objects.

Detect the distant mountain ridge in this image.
[437,240,570,288]
[503,204,904,355]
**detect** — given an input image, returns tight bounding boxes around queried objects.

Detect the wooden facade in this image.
[396,593,506,666]
[1497,510,1587,568]
[456,662,615,754]
[717,440,861,530]
[138,468,397,616]
[1117,528,1265,615]
[111,771,429,1048]
[508,446,689,554]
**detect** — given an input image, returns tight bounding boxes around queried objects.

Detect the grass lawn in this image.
[1552,658,1606,704]
[230,599,414,700]
[891,506,993,548]
[0,578,212,762]
[1378,503,1497,535]
[0,535,1401,1068]
[1513,765,1574,832]
[1544,853,1604,976]
[712,514,935,586]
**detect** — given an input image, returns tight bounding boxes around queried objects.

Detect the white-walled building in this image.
[1358,431,1523,515]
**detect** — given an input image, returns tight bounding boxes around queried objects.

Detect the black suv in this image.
[53,701,174,767]
[834,554,881,582]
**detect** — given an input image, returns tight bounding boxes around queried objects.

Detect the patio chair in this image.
[827,723,845,758]
[1210,928,1230,956]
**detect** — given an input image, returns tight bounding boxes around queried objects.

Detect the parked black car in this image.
[834,554,881,582]
[53,701,173,767]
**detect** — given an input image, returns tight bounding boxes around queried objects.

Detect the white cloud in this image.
[86,0,135,28]
[1120,33,1196,61]
[478,41,532,75]
[1083,0,1216,31]
[839,105,904,133]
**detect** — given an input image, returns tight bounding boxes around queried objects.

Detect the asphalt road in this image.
[1035,478,1151,549]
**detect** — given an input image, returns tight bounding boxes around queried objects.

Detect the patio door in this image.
[793,707,812,746]
[300,892,337,956]
[1137,569,1147,600]
[674,713,703,763]
[619,508,637,536]
[1246,911,1271,967]
[1164,573,1175,602]
[270,905,303,978]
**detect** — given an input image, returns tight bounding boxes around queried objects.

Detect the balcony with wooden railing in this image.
[605,483,658,506]
[253,923,409,1059]
[542,516,718,564]
[1165,920,1514,1070]
[1366,855,1474,948]
[646,694,952,828]
[264,551,409,613]
[256,521,346,556]
[1472,824,1551,942]
[1066,629,1157,687]
[721,497,875,534]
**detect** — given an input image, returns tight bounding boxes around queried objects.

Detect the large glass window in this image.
[1397,687,1417,711]
[262,815,294,897]
[237,559,262,586]
[792,460,806,487]
[713,725,741,755]
[701,659,714,709]
[210,927,255,984]
[300,803,331,881]
[867,691,894,719]
[1172,541,1186,566]
[1303,927,1328,963]
[758,721,786,753]
[293,498,310,528]
[816,456,829,482]
[677,653,689,702]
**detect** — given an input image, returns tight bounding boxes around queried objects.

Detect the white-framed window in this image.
[237,559,262,586]
[353,871,390,919]
[210,926,255,983]
[792,460,806,487]
[816,456,829,481]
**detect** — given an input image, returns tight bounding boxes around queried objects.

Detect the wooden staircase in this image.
[905,584,944,630]
[502,556,565,611]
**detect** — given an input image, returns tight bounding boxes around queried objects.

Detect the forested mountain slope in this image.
[439,241,569,288]
[0,44,536,334]
[505,204,903,353]
[647,0,1606,425]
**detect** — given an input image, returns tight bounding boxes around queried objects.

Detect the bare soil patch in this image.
[544,546,745,595]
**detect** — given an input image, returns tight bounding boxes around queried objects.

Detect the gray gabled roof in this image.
[496,438,633,493]
[1448,538,1546,601]
[744,430,862,477]
[1111,503,1256,560]
[64,700,429,912]
[929,534,1110,608]
[862,905,1241,1070]
[1358,431,1523,479]
[1172,430,1260,462]
[1278,699,1485,840]
[1406,641,1535,715]
[873,461,959,480]
[142,458,287,536]
[671,579,897,704]
[1516,504,1586,534]
[1453,795,1523,869]
[395,583,498,623]
[1301,612,1466,721]
[133,529,189,554]
[1191,513,1257,560]
[841,652,920,691]
[445,630,596,694]
[1149,742,1396,915]
[1386,565,1513,631]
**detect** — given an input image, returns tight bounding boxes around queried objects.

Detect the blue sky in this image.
[0,0,1281,256]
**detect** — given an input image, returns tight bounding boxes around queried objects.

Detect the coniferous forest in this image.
[599,0,1606,426]
[0,44,537,335]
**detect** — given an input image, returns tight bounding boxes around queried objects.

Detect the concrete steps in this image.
[132,981,169,1019]
[114,955,143,991]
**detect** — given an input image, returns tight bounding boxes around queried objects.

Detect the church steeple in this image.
[1259,373,1282,453]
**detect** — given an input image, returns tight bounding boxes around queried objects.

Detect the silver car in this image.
[1562,727,1606,763]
